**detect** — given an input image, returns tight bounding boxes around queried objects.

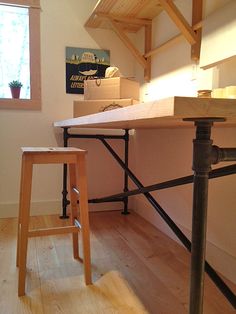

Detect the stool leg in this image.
[18,155,33,296]
[76,155,92,285]
[68,163,79,259]
[16,157,26,267]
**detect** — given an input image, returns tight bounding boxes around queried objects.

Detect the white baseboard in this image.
[0,200,61,218]
[0,201,122,218]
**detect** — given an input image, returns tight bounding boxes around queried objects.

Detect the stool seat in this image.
[21,147,86,153]
[17,147,92,296]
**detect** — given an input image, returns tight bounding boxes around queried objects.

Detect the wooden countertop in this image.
[54,96,236,129]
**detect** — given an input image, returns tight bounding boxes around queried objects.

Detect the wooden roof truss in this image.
[85,0,203,82]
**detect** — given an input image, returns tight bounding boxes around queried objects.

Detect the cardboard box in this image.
[73,99,138,117]
[84,77,140,101]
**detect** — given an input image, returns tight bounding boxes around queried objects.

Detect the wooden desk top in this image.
[54,96,236,129]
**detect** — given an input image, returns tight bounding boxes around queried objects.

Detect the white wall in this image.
[0,0,136,217]
[131,0,236,283]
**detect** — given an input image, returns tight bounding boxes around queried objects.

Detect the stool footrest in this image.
[28,226,79,237]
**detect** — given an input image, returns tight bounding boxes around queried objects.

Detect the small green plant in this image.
[9,80,23,88]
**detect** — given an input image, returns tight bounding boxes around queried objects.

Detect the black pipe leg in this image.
[188,118,224,314]
[60,163,70,219]
[60,127,70,219]
[122,129,130,215]
[190,173,209,314]
[60,129,130,217]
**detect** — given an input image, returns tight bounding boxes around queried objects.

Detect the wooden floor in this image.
[0,210,235,313]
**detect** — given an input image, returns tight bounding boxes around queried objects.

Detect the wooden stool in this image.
[16,147,92,296]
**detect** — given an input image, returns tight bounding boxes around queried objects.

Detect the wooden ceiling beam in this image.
[144,24,152,82]
[191,0,202,61]
[144,20,202,58]
[158,0,197,45]
[84,0,203,81]
[96,13,152,26]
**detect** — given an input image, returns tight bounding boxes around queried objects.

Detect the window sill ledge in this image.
[0,98,41,110]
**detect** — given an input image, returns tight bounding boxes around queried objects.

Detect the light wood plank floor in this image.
[0,210,235,313]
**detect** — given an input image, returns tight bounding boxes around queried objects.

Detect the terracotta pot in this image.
[10,87,21,99]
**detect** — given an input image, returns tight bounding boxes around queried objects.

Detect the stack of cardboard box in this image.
[73,77,140,117]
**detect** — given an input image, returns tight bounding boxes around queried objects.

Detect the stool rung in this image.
[28,226,79,237]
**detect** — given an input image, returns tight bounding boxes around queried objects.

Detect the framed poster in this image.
[66,47,110,94]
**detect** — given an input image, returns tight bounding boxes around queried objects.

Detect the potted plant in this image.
[9,80,23,99]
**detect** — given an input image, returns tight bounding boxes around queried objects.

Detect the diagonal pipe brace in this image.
[100,138,236,308]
